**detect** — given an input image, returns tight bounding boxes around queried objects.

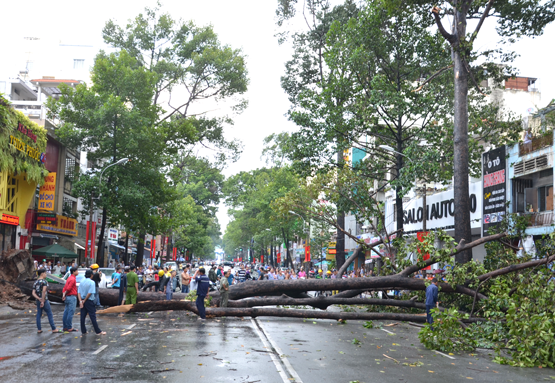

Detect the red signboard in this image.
[0,214,19,226]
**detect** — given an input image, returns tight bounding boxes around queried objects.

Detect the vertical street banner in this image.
[305,246,311,262]
[38,172,56,211]
[85,221,90,259]
[482,146,507,236]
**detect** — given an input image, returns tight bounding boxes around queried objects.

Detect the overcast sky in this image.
[2,0,554,232]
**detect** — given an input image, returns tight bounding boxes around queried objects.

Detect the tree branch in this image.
[431,7,457,44]
[477,253,555,282]
[414,64,454,92]
[470,0,494,45]
[400,233,506,276]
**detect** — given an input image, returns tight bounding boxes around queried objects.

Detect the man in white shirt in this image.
[145,265,154,284]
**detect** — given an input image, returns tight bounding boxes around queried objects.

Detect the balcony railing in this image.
[519,131,553,156]
[520,211,554,227]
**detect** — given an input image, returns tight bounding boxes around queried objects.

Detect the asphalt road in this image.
[0,304,552,383]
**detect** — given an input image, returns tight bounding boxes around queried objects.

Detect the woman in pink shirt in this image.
[298,268,306,279]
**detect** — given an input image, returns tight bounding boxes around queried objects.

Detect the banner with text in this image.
[38,172,56,211]
[482,146,507,236]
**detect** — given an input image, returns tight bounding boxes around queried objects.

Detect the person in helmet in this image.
[90,264,102,307]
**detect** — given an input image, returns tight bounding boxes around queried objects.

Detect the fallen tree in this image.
[96,300,487,323]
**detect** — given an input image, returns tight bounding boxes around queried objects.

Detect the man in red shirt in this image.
[62,267,79,332]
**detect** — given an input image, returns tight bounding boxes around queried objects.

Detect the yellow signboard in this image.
[38,172,56,211]
[36,214,78,236]
[328,241,336,248]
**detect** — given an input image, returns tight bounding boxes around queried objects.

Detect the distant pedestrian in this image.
[32,269,60,333]
[425,278,439,329]
[237,264,247,283]
[125,265,139,304]
[78,270,106,335]
[62,267,79,332]
[209,265,217,283]
[166,270,176,300]
[112,266,121,290]
[181,265,191,294]
[118,266,128,305]
[90,264,102,307]
[220,270,230,307]
[193,268,210,320]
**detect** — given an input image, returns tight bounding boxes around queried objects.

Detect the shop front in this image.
[0,96,48,250]
[33,213,78,262]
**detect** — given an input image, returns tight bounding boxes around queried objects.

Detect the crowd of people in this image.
[33,259,428,336]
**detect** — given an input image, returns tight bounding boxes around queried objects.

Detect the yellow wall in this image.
[0,170,37,228]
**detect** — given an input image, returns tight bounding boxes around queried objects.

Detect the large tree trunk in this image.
[97,206,108,267]
[96,300,487,323]
[225,276,485,301]
[124,231,129,265]
[135,231,146,266]
[452,7,472,264]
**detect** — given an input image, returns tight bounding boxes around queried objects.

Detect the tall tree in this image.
[47,50,163,266]
[397,0,555,262]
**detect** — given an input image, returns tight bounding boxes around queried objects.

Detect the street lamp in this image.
[379,145,426,231]
[99,157,129,186]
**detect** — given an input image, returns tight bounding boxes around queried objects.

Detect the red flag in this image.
[305,246,311,262]
[151,239,156,259]
[277,252,281,263]
[173,248,177,261]
[85,221,90,259]
[261,255,264,263]
[91,222,96,259]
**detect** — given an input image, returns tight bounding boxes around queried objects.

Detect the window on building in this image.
[538,185,553,212]
[392,204,396,222]
[73,59,84,69]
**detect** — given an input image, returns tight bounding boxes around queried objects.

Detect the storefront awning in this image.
[109,242,125,250]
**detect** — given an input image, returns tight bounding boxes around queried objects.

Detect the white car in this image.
[164,262,178,272]
[63,268,110,288]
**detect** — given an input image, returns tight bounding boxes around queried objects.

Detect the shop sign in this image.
[108,228,118,242]
[38,173,56,211]
[9,134,42,162]
[482,146,506,236]
[37,213,57,224]
[36,214,77,236]
[17,122,37,142]
[0,213,19,225]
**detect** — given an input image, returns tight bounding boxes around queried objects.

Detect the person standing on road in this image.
[90,264,102,307]
[425,278,439,329]
[181,265,191,294]
[78,270,106,335]
[62,266,79,332]
[118,266,128,305]
[193,268,210,320]
[209,265,217,283]
[216,265,224,280]
[166,270,176,300]
[236,264,247,283]
[126,265,139,304]
[32,269,60,334]
[220,270,230,307]
[112,266,121,290]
